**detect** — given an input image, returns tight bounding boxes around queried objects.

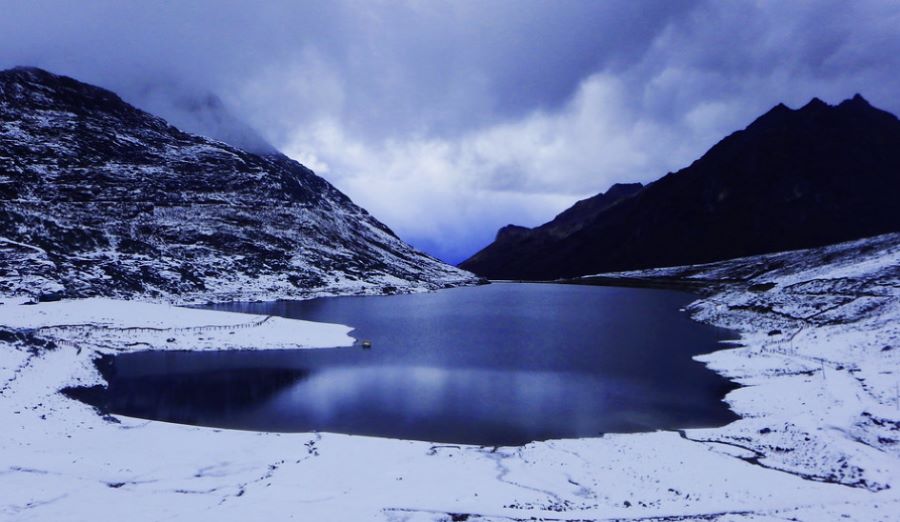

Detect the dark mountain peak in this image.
[496,224,531,242]
[2,65,99,94]
[554,182,643,222]
[801,97,830,111]
[542,182,644,236]
[729,94,899,156]
[849,93,869,105]
[838,93,874,111]
[0,66,153,124]
[3,65,44,76]
[746,101,795,131]
[460,95,900,280]
[747,95,882,133]
[2,65,60,80]
[835,93,899,126]
[771,102,792,113]
[604,182,644,198]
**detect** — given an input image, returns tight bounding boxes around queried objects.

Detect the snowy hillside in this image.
[0,67,476,302]
[0,233,897,520]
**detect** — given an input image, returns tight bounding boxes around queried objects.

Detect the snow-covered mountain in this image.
[0,67,476,302]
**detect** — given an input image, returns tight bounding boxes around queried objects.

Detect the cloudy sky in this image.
[2,1,899,262]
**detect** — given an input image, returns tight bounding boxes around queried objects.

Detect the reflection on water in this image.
[75,283,740,446]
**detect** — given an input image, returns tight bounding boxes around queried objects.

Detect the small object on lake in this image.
[361,340,373,349]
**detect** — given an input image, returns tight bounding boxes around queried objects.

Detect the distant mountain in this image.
[460,95,900,280]
[463,183,643,278]
[0,67,475,301]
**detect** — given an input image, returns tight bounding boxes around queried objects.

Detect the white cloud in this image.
[281,73,734,262]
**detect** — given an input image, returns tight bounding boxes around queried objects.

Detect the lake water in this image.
[75,283,739,446]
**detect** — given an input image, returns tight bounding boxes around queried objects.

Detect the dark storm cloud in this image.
[0,1,698,138]
[1,1,899,263]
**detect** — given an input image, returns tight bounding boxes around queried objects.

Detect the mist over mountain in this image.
[135,89,278,155]
[460,95,900,280]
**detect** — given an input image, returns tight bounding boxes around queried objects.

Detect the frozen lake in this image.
[76,283,739,445]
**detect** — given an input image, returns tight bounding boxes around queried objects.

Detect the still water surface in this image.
[82,283,739,445]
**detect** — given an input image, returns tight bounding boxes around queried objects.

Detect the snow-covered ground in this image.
[1,234,899,521]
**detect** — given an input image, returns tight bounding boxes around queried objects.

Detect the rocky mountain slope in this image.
[460,95,900,280]
[0,67,475,302]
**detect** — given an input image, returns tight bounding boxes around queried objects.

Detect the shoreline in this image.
[1,234,899,520]
[500,276,719,294]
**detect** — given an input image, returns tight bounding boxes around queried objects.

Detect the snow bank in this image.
[1,234,900,520]
[0,297,353,352]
